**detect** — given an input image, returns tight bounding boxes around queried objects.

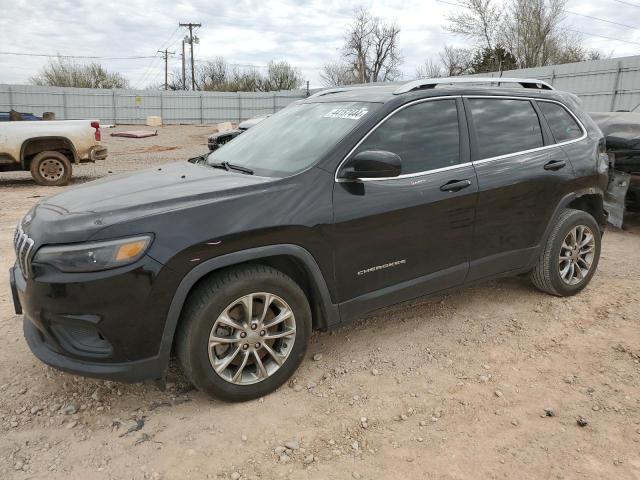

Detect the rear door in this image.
[464,96,577,281]
[331,97,478,314]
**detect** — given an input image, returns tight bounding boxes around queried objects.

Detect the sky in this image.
[0,0,639,89]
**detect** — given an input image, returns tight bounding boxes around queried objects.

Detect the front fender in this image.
[155,244,340,376]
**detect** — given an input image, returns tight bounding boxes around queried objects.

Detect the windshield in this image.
[207,101,379,176]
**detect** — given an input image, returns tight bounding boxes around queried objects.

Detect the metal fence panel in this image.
[0,84,308,125]
[475,55,640,112]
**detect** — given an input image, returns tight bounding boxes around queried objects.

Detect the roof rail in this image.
[394,77,554,95]
[307,88,351,99]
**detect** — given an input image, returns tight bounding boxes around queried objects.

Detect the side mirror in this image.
[339,150,401,180]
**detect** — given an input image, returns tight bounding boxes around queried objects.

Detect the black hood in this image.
[24,162,275,244]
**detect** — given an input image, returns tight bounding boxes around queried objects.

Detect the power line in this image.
[610,0,640,7]
[566,28,640,46]
[135,26,182,89]
[566,10,640,31]
[0,51,156,60]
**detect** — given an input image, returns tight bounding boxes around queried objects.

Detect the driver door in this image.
[331,97,478,318]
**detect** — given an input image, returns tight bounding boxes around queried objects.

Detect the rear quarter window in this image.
[538,101,583,143]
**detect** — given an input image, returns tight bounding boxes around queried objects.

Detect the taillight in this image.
[91,121,101,141]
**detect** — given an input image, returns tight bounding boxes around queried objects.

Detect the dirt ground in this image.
[1,125,639,480]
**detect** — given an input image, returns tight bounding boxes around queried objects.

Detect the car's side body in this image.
[11,83,608,385]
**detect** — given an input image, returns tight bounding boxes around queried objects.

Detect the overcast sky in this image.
[1,0,639,89]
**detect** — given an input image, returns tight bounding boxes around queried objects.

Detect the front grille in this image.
[13,224,35,279]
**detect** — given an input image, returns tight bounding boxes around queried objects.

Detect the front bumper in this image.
[23,315,166,382]
[10,257,178,383]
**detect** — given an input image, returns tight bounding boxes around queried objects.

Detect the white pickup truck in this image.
[0,120,108,186]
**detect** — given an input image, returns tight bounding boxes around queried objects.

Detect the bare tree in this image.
[261,61,304,91]
[446,0,502,50]
[191,58,303,92]
[444,0,602,69]
[322,7,402,85]
[31,57,129,88]
[415,59,443,79]
[440,46,474,76]
[320,61,359,87]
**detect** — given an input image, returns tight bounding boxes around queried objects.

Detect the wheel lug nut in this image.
[255,343,261,348]
[251,323,257,330]
[240,332,247,338]
[242,343,249,350]
[259,330,266,336]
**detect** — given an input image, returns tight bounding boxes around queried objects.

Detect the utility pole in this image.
[181,40,186,90]
[158,49,175,90]
[179,22,201,90]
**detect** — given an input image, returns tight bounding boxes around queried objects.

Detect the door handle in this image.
[544,160,566,171]
[440,179,472,192]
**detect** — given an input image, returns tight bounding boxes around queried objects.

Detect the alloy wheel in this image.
[208,292,296,385]
[558,225,595,285]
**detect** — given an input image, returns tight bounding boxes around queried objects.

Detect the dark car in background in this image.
[207,115,270,151]
[11,77,608,402]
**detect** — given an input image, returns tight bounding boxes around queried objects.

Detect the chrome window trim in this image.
[335,94,589,182]
[465,96,588,166]
[334,95,463,183]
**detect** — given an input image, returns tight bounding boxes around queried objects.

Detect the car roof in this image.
[302,82,571,105]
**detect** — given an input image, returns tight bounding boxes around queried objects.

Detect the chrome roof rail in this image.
[393,77,554,95]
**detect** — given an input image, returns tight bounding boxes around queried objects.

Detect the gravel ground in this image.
[1,125,639,480]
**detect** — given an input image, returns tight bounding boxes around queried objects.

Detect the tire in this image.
[30,151,72,186]
[530,208,601,297]
[176,264,312,402]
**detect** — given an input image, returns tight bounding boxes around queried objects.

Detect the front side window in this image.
[208,101,379,177]
[353,99,461,175]
[468,98,543,159]
[538,101,583,143]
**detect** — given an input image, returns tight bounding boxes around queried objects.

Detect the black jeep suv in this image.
[10,78,609,401]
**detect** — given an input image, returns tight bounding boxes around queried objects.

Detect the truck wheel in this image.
[176,264,312,402]
[30,151,72,186]
[530,209,601,297]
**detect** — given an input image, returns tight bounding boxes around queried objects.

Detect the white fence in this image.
[0,85,308,125]
[473,55,640,112]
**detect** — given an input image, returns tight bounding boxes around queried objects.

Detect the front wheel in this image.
[530,208,601,296]
[176,265,312,402]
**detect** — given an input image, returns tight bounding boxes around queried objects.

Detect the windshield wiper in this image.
[209,161,254,175]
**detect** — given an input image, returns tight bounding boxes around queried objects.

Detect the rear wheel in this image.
[176,264,312,401]
[30,151,72,186]
[530,208,601,296]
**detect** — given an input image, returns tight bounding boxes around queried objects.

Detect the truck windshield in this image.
[207,101,378,177]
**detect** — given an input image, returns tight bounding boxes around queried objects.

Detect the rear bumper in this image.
[87,145,108,162]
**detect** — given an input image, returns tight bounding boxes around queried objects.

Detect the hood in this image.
[25,162,275,243]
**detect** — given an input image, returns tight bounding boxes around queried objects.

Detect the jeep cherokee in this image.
[10,77,609,401]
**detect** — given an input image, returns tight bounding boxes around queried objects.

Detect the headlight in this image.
[33,235,152,273]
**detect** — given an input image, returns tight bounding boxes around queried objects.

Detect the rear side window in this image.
[538,101,583,143]
[354,99,460,174]
[468,98,543,159]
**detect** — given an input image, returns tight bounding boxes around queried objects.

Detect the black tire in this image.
[530,208,601,297]
[30,151,72,186]
[176,264,312,402]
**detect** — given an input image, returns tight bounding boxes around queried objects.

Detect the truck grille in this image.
[14,224,35,279]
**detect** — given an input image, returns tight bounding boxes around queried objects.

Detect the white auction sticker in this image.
[324,107,369,120]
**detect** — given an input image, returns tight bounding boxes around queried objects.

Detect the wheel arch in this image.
[157,244,340,371]
[20,136,78,168]
[529,189,606,268]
